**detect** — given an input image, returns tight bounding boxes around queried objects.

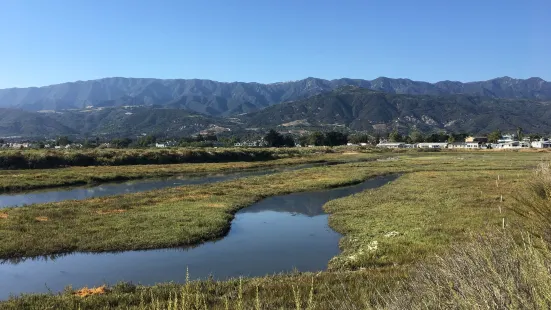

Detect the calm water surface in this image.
[0,164,320,208]
[0,174,398,299]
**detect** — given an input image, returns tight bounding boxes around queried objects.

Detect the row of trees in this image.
[264,130,348,147]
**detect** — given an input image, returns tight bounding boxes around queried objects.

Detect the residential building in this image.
[497,135,515,143]
[417,142,449,149]
[465,136,488,143]
[531,139,551,148]
[502,141,530,149]
[376,142,406,148]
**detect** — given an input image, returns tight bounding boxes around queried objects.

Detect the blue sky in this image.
[0,0,550,88]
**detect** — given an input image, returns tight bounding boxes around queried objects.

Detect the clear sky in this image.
[0,0,550,88]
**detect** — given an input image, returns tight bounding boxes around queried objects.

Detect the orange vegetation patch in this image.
[74,285,107,297]
[35,216,49,222]
[96,209,126,215]
[0,213,8,219]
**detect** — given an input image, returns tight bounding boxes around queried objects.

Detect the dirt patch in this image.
[35,216,49,222]
[206,203,225,208]
[0,213,8,219]
[74,285,107,297]
[343,152,360,155]
[96,209,126,215]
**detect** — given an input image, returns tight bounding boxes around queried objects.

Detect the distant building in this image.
[417,142,448,149]
[531,140,551,148]
[498,135,515,143]
[234,140,268,147]
[465,136,488,143]
[376,142,406,148]
[448,142,486,149]
[502,141,530,149]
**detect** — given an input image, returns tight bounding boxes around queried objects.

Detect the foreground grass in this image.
[0,269,407,310]
[1,151,550,309]
[0,152,380,193]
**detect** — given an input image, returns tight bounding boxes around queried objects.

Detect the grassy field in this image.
[0,152,380,193]
[1,151,550,309]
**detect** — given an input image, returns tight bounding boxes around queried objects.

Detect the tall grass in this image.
[513,162,551,242]
[382,161,551,310]
[383,233,551,309]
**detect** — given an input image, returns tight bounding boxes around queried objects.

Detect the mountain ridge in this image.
[2,87,551,138]
[1,76,550,116]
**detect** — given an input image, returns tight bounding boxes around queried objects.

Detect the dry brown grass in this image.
[0,213,8,219]
[34,216,48,222]
[73,286,108,298]
[383,233,551,310]
[96,209,126,215]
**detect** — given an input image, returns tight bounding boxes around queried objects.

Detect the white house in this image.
[531,140,551,148]
[502,141,530,149]
[498,135,515,143]
[376,142,406,148]
[155,143,167,148]
[417,142,449,149]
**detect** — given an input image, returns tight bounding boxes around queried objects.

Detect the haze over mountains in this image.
[0,76,550,138]
[1,76,550,116]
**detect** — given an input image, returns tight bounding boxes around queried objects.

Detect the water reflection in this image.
[0,164,320,208]
[0,174,398,299]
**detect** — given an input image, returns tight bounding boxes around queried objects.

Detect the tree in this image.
[516,127,523,141]
[282,135,295,147]
[373,132,382,145]
[409,131,424,143]
[529,134,542,141]
[309,131,326,146]
[298,135,310,146]
[388,130,403,142]
[112,138,132,148]
[324,131,348,146]
[348,134,369,144]
[264,129,285,147]
[487,130,501,143]
[136,135,156,147]
[56,136,71,146]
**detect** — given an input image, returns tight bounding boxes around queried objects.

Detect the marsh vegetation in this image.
[1,150,551,309]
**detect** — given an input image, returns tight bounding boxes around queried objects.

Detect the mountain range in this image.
[241,87,551,134]
[1,76,551,138]
[1,76,550,116]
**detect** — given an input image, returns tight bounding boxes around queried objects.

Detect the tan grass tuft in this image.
[0,213,8,219]
[35,216,48,222]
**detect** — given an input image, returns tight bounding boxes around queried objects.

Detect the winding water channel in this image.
[0,164,321,208]
[0,171,398,299]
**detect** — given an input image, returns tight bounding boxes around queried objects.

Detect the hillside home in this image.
[376,142,406,148]
[531,139,551,148]
[498,135,515,143]
[417,142,448,149]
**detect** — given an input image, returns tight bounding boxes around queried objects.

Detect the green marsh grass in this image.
[2,152,551,309]
[0,152,380,193]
